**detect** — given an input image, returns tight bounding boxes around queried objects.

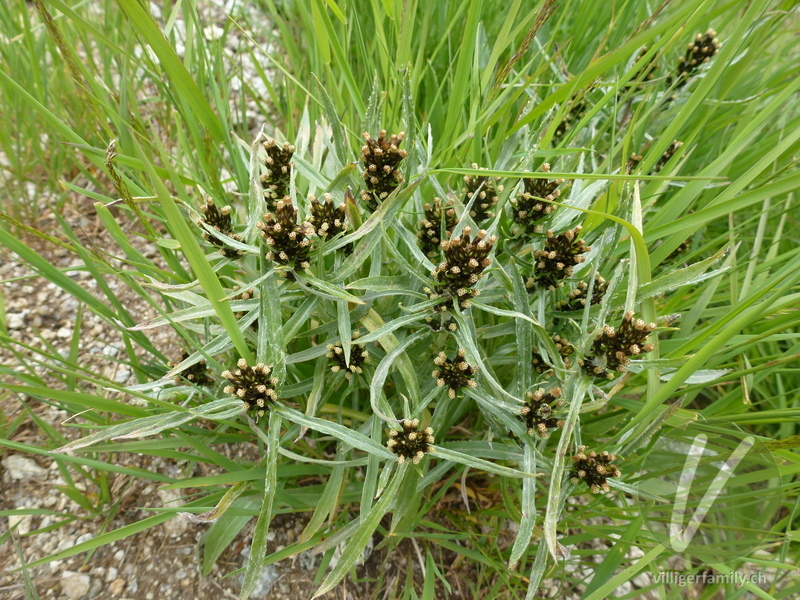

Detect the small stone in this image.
[109,578,126,596]
[61,571,90,600]
[57,327,73,339]
[2,455,48,481]
[6,313,24,329]
[7,514,33,535]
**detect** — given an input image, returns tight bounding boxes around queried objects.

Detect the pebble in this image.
[6,312,25,329]
[109,578,126,596]
[60,571,90,600]
[2,454,49,481]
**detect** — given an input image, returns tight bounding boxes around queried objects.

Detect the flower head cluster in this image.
[669,29,722,89]
[222,359,279,419]
[167,349,213,386]
[360,130,407,210]
[555,273,608,311]
[326,333,370,379]
[308,193,347,239]
[386,419,435,464]
[257,197,314,271]
[531,334,575,374]
[625,47,657,94]
[432,349,478,398]
[199,197,244,259]
[425,315,458,333]
[570,446,621,493]
[426,227,496,311]
[261,138,295,206]
[654,140,684,172]
[526,226,590,291]
[463,164,503,223]
[553,97,588,141]
[511,164,565,236]
[418,197,457,258]
[580,311,656,379]
[519,387,564,438]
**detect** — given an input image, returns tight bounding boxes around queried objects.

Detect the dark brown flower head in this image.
[519,387,564,438]
[511,164,566,236]
[654,140,684,172]
[360,130,407,210]
[555,273,608,311]
[418,197,457,258]
[626,152,643,174]
[531,334,575,374]
[526,226,590,291]
[425,315,458,332]
[309,193,347,239]
[669,29,722,89]
[553,97,588,141]
[667,238,691,260]
[463,164,503,222]
[570,445,621,493]
[261,138,295,206]
[433,227,496,292]
[425,227,496,312]
[432,349,478,399]
[624,47,657,94]
[232,287,258,331]
[580,311,656,379]
[326,332,370,379]
[199,196,244,259]
[168,349,214,386]
[222,359,279,419]
[386,419,435,465]
[257,197,315,271]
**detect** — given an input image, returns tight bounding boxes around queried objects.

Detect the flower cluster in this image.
[167,349,213,386]
[426,227,496,311]
[222,359,279,419]
[553,97,588,141]
[669,29,722,89]
[531,334,575,374]
[569,446,621,493]
[463,164,503,223]
[360,130,407,210]
[654,140,684,172]
[257,197,314,271]
[432,349,478,398]
[308,193,348,239]
[261,138,295,206]
[511,164,565,236]
[199,197,243,259]
[555,273,608,311]
[580,311,656,379]
[518,387,564,438]
[425,315,458,333]
[624,47,657,95]
[326,333,370,379]
[386,419,435,464]
[418,197,457,258]
[526,226,590,291]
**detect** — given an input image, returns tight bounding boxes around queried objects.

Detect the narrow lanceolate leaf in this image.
[432,446,541,480]
[313,463,407,598]
[240,411,282,600]
[509,443,537,569]
[636,246,728,302]
[274,405,395,460]
[53,398,244,453]
[544,376,589,560]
